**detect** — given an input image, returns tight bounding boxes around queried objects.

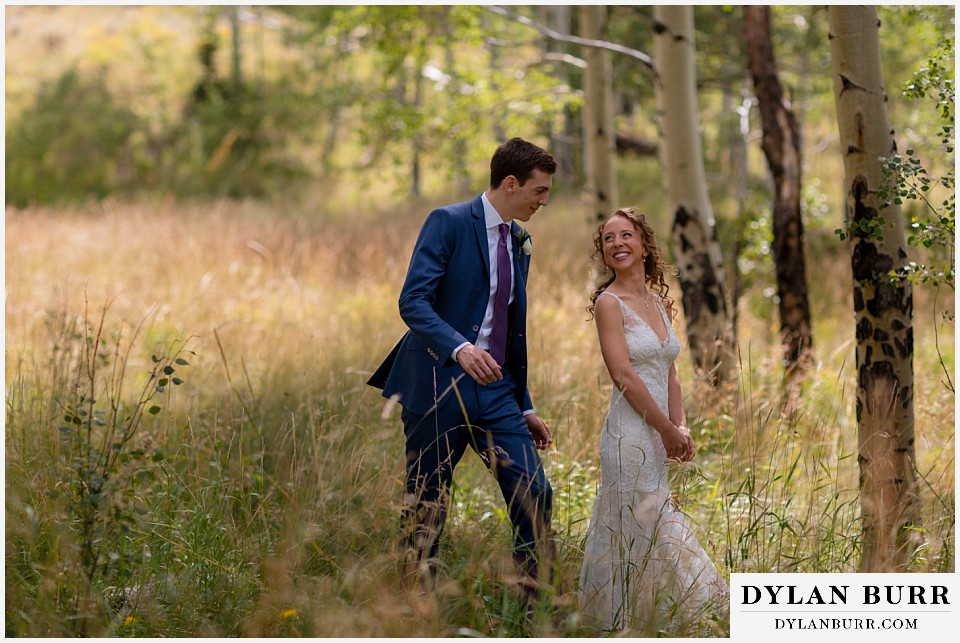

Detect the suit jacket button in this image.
[472,325,479,332]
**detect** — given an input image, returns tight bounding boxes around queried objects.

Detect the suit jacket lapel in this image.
[510,222,528,283]
[473,199,527,297]
[509,222,527,311]
[471,195,491,276]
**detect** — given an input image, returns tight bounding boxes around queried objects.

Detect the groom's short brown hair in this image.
[490,137,556,189]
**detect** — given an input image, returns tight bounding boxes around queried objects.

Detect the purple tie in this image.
[489,223,511,365]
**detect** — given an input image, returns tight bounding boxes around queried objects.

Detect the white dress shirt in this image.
[452,195,532,416]
[452,192,514,356]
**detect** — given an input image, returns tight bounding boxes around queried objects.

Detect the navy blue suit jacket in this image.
[368,195,533,416]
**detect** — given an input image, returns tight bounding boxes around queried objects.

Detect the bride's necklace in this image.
[636,289,653,310]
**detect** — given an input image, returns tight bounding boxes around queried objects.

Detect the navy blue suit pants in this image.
[401,371,553,581]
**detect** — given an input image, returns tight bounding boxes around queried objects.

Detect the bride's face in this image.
[601,216,645,273]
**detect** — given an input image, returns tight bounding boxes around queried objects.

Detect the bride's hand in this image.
[678,424,695,462]
[660,423,691,461]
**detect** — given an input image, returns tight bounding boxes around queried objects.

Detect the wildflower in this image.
[280,608,298,619]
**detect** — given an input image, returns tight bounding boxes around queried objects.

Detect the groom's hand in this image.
[525,413,553,450]
[456,344,503,385]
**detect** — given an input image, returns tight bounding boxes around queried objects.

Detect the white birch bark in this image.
[579,5,618,222]
[828,5,920,572]
[652,5,734,383]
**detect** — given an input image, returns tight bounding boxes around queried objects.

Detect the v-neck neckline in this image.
[605,291,669,345]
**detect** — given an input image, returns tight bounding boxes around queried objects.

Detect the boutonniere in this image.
[515,227,532,256]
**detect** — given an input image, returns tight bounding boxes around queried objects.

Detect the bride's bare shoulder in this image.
[594,291,624,321]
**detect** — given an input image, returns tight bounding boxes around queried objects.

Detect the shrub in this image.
[5,68,142,207]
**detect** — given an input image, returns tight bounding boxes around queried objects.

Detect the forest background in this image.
[4,4,955,638]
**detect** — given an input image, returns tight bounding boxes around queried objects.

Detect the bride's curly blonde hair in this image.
[588,207,677,321]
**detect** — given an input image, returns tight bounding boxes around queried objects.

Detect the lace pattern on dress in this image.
[578,290,728,632]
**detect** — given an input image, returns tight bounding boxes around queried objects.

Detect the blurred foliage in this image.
[3,5,954,214]
[276,5,577,196]
[879,36,954,315]
[155,75,310,199]
[5,64,312,204]
[5,8,312,205]
[839,35,956,293]
[5,68,142,207]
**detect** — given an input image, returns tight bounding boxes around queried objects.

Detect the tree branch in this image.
[485,5,655,73]
[540,51,587,70]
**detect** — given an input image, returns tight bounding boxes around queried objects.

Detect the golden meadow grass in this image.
[5,199,954,636]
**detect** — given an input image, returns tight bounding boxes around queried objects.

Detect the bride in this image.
[578,208,728,634]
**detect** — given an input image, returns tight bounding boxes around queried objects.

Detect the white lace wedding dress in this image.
[578,292,728,632]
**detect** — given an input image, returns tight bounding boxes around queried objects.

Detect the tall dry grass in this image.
[5,198,954,636]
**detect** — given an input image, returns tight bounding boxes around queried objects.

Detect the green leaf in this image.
[175,358,189,366]
[148,405,162,415]
[135,469,156,482]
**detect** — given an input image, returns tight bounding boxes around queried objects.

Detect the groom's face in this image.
[505,169,553,222]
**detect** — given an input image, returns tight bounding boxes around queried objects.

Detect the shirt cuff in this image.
[522,409,535,417]
[452,341,471,362]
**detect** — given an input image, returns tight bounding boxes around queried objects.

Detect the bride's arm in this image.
[668,362,695,460]
[667,362,687,427]
[595,295,688,459]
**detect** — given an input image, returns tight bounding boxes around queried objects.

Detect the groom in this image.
[368,137,556,598]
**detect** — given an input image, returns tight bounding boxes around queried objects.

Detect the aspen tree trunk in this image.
[579,5,618,221]
[228,6,243,92]
[652,5,735,383]
[745,5,814,370]
[828,5,921,572]
[540,5,578,185]
[483,13,506,143]
[730,83,754,340]
[444,37,471,195]
[411,59,423,199]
